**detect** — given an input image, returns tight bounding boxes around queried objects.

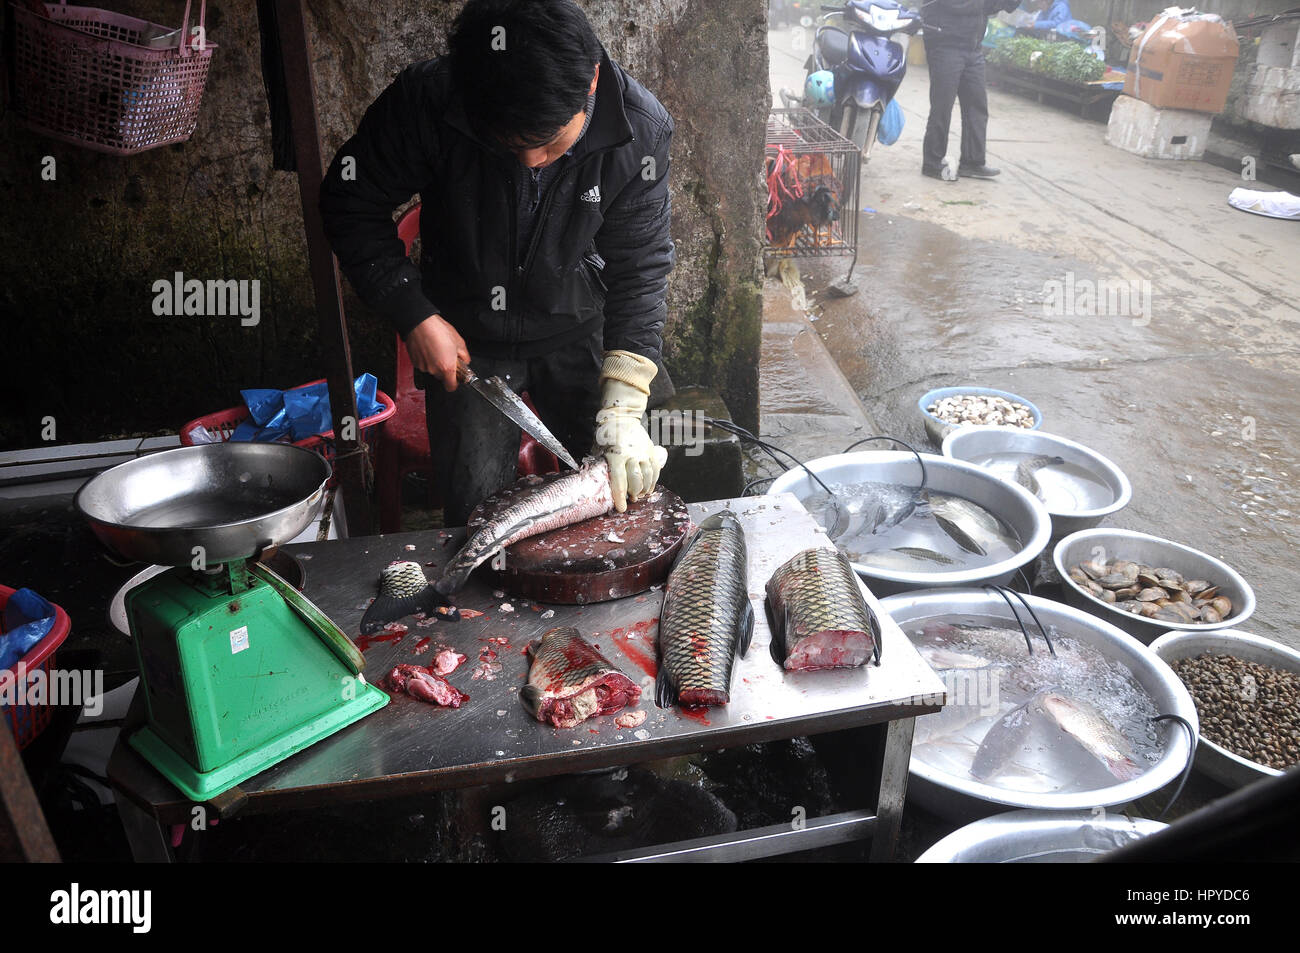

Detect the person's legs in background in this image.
[424,355,525,527]
[921,41,964,176]
[527,330,604,465]
[956,45,998,176]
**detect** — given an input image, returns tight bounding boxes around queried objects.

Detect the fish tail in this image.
[737,601,754,658]
[766,601,788,667]
[654,667,678,710]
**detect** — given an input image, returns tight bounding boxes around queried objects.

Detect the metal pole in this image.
[274,0,372,533]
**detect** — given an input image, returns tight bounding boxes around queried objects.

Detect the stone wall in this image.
[0,0,767,449]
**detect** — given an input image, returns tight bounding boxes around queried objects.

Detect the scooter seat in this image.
[816,26,851,68]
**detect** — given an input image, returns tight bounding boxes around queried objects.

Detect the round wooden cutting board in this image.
[467,481,692,604]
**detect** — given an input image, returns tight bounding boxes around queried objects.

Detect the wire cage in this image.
[764,108,861,261]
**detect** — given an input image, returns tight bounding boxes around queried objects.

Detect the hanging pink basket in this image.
[9,0,216,155]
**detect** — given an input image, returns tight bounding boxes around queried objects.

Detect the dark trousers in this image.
[423,331,604,527]
[922,40,989,171]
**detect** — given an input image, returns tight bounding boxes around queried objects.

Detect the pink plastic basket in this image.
[1,585,71,751]
[179,379,398,488]
[9,0,216,155]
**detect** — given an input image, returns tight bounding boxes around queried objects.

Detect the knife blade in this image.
[456,361,581,471]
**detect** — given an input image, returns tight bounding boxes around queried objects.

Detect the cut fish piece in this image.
[765,547,881,672]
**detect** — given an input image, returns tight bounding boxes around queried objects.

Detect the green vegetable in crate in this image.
[989,35,1104,84]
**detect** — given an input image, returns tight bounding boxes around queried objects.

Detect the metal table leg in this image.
[115,795,174,863]
[869,715,915,863]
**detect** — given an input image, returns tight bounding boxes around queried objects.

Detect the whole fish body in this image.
[1035,691,1142,781]
[921,620,1036,659]
[436,458,613,595]
[521,626,641,729]
[657,511,753,708]
[765,547,881,672]
[969,689,1142,782]
[927,494,1014,555]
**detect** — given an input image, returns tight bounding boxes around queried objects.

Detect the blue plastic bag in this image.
[233,374,383,444]
[1,589,56,672]
[877,99,905,146]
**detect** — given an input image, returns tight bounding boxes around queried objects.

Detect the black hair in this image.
[449,0,602,149]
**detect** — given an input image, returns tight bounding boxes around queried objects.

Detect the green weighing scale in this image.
[76,443,388,802]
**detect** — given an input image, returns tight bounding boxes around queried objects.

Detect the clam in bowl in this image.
[1053,529,1255,644]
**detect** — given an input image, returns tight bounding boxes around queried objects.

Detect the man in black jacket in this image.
[320,0,674,524]
[920,0,1017,179]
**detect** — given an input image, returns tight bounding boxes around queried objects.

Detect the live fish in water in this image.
[521,626,641,729]
[656,511,753,707]
[765,547,881,671]
[970,689,1142,782]
[1015,455,1065,502]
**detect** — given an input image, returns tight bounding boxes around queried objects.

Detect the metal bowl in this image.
[918,386,1043,445]
[766,451,1051,596]
[75,443,331,567]
[880,587,1197,820]
[1053,529,1256,644]
[941,428,1132,538]
[1148,629,1300,788]
[915,809,1167,862]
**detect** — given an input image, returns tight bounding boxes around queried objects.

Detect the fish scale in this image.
[765,547,881,671]
[656,511,752,708]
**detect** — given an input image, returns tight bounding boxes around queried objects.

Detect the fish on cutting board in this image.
[436,459,616,595]
[656,510,752,708]
[521,626,641,729]
[765,547,881,672]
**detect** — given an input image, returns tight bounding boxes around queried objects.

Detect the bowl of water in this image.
[915,809,1167,862]
[941,428,1131,538]
[766,451,1051,596]
[880,588,1197,820]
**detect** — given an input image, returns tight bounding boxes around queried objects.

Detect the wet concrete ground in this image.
[766,28,1300,651]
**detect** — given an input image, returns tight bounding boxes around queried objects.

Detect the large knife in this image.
[456,360,581,471]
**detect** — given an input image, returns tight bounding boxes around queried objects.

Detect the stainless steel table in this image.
[109,494,946,862]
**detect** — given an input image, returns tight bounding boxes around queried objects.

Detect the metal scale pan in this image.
[75,442,331,566]
[74,443,383,803]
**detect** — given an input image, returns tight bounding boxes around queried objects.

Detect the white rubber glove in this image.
[594,350,668,512]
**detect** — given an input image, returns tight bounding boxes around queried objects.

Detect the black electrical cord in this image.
[1151,713,1198,821]
[840,435,928,493]
[742,476,777,496]
[994,583,1056,658]
[701,416,842,503]
[983,584,1036,655]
